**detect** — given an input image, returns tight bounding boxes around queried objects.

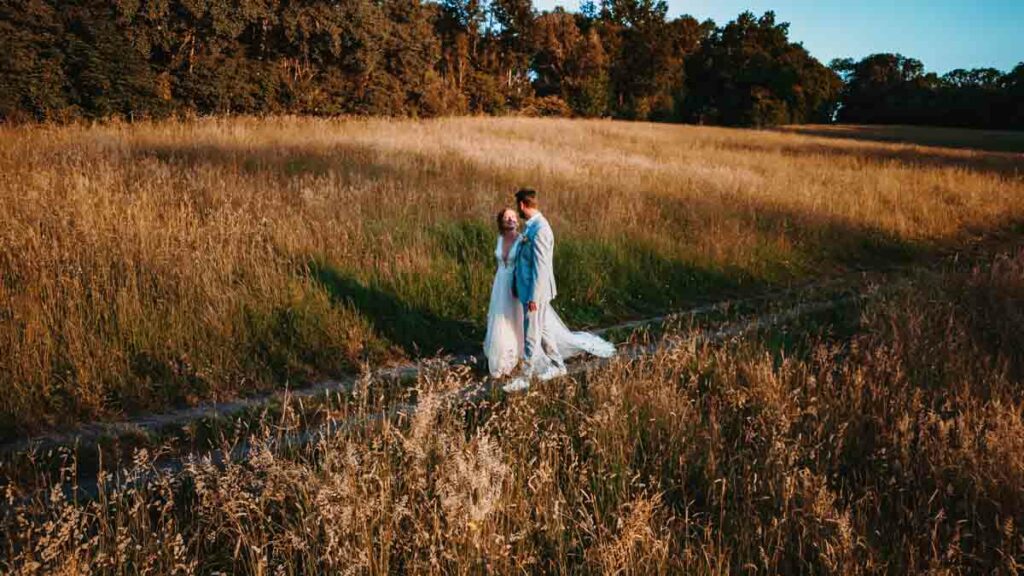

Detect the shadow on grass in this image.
[646,191,924,273]
[133,140,518,199]
[723,131,1024,179]
[4,133,1023,441]
[307,261,483,358]
[134,136,1020,354]
[554,236,763,326]
[775,124,1024,154]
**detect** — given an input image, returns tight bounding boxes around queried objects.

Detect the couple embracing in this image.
[484,188,615,392]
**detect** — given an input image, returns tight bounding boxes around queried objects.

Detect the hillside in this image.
[1,117,1022,436]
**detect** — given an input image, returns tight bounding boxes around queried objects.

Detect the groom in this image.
[507,188,566,390]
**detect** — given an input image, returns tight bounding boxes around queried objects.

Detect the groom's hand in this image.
[528,301,538,312]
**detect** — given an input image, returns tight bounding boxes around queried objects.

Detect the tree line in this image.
[1,0,1020,129]
[831,54,1024,129]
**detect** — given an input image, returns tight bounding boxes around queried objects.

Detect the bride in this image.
[483,208,616,378]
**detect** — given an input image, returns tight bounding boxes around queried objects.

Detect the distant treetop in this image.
[0,0,1019,129]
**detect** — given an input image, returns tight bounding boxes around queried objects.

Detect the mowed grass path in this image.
[1,117,1022,436]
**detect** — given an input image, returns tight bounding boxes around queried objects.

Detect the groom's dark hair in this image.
[515,188,538,208]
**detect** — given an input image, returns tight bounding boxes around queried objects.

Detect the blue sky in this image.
[532,0,1024,75]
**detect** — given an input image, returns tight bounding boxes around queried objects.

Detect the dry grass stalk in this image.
[2,117,1022,435]
[10,249,1022,573]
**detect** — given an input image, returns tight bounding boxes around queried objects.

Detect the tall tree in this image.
[0,0,68,121]
[490,0,535,104]
[685,11,840,126]
[600,0,671,118]
[1003,63,1024,129]
[833,53,928,124]
[436,0,483,91]
[62,0,166,118]
[532,7,609,116]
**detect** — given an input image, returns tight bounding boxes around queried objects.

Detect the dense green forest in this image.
[1,0,1021,128]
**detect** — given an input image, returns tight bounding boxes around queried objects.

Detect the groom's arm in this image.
[531,225,554,306]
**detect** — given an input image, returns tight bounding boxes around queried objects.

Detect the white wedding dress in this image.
[483,235,616,378]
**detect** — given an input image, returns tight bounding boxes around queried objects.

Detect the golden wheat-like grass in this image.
[1,117,1022,434]
[4,249,1023,574]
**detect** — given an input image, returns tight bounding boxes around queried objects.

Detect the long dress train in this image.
[483,235,615,377]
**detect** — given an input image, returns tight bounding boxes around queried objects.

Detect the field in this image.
[2,117,1023,438]
[2,117,1024,573]
[776,124,1024,153]
[2,244,1023,573]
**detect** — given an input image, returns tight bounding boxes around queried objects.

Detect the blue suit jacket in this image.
[514,214,557,305]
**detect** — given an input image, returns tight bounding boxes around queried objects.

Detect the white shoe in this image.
[539,365,568,381]
[502,377,530,393]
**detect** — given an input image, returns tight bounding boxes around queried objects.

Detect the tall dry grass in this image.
[1,117,1022,435]
[777,124,1024,153]
[4,248,1023,574]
